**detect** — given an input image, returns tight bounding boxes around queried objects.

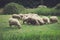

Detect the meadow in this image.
[0,15,60,40]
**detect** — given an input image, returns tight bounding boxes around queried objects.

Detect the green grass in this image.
[0,15,60,40]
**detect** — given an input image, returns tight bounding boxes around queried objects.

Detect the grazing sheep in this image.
[12,14,20,20]
[23,15,40,25]
[23,16,45,25]
[19,13,39,20]
[21,13,44,25]
[50,16,58,23]
[35,16,45,25]
[23,17,40,25]
[9,18,21,29]
[22,13,33,20]
[42,16,50,24]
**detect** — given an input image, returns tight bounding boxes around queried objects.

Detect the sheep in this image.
[23,17,40,25]
[42,16,50,24]
[35,16,45,25]
[19,13,39,20]
[22,15,40,25]
[50,16,58,23]
[22,13,33,20]
[23,16,45,25]
[9,18,21,29]
[12,14,20,20]
[21,13,44,25]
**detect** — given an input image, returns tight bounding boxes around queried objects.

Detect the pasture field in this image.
[0,15,60,40]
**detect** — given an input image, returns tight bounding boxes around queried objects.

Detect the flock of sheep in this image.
[9,13,58,29]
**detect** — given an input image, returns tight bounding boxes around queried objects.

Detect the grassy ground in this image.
[0,15,60,40]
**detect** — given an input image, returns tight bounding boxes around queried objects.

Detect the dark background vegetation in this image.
[0,0,60,8]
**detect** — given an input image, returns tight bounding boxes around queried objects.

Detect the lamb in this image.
[9,18,21,29]
[12,14,20,20]
[42,16,50,24]
[50,16,58,23]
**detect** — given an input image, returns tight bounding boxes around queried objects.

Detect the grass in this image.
[0,15,60,40]
[21,7,60,16]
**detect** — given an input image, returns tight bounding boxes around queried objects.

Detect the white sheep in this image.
[20,13,38,20]
[23,15,45,25]
[42,16,50,24]
[50,16,58,23]
[36,17,45,25]
[9,18,21,29]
